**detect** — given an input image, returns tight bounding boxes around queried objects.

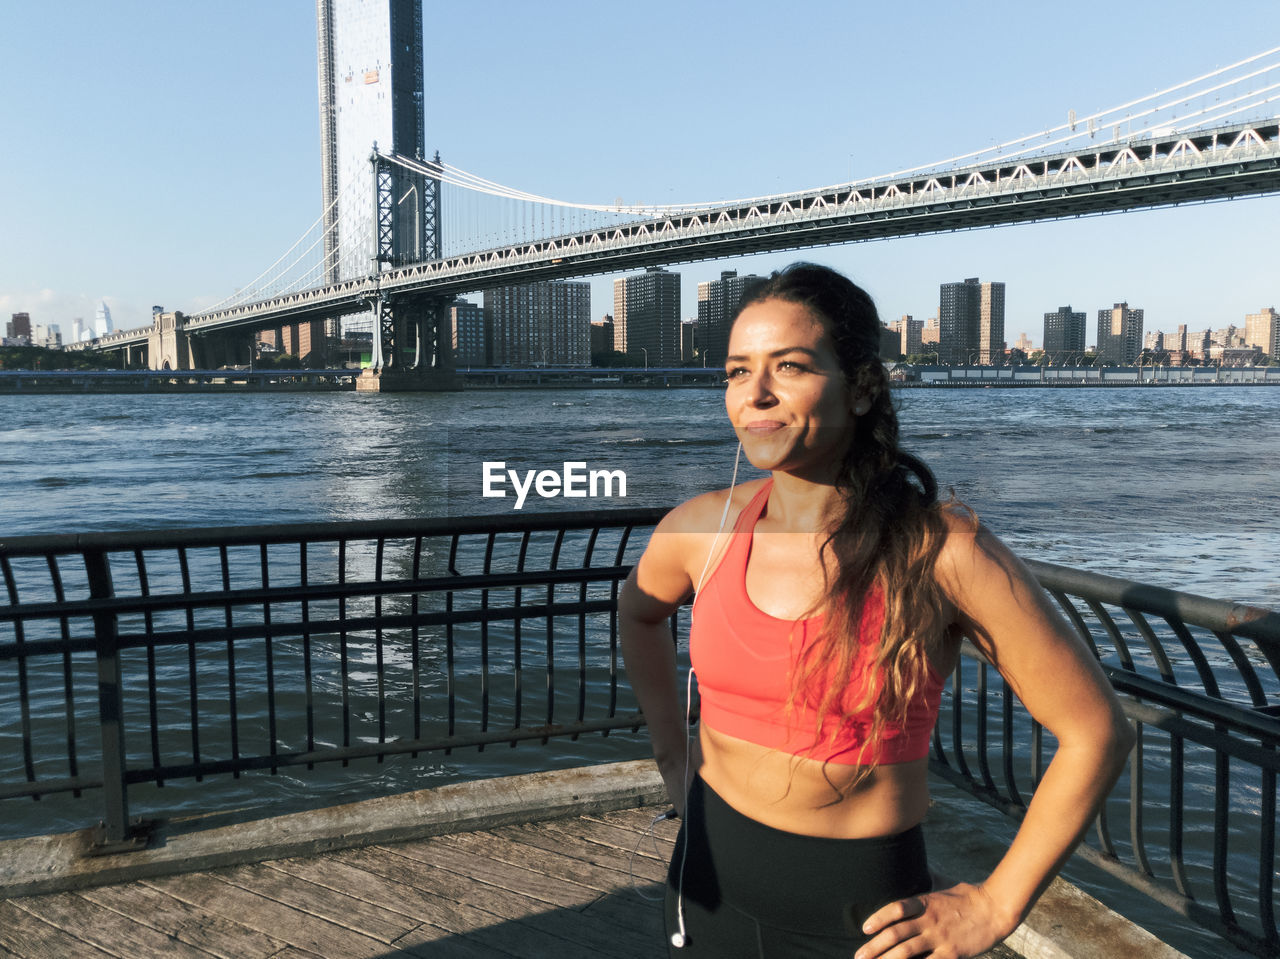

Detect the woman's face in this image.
[724,297,858,479]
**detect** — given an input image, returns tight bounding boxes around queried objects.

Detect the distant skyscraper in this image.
[317,0,426,339]
[9,312,32,342]
[93,301,113,338]
[1096,303,1144,365]
[939,278,1004,365]
[614,268,681,366]
[1043,306,1086,355]
[484,281,590,366]
[696,270,762,366]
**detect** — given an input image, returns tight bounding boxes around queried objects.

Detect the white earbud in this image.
[670,930,687,948]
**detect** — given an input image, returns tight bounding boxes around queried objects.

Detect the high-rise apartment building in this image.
[696,270,762,366]
[613,268,681,366]
[1043,306,1086,355]
[449,299,487,367]
[317,0,426,343]
[939,278,1004,365]
[1245,307,1279,357]
[1096,303,1144,365]
[888,315,924,357]
[590,317,615,359]
[483,281,590,366]
[979,283,1005,365]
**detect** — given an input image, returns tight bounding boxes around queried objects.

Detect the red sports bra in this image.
[689,480,943,765]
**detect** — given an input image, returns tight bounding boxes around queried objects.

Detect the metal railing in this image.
[1,512,1277,953]
[0,510,664,850]
[932,559,1280,957]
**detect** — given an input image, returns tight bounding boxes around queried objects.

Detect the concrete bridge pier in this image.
[357,295,458,392]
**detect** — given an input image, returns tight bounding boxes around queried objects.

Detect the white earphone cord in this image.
[673,440,743,949]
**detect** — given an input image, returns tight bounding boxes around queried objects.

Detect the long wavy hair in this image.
[734,262,952,786]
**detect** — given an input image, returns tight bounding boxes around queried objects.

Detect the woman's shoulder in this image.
[932,501,1039,609]
[654,477,771,539]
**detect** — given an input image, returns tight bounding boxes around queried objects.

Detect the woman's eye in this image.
[725,367,748,380]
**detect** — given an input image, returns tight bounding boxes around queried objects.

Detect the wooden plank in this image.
[391,833,600,906]
[434,829,650,897]
[8,892,216,959]
[140,872,388,959]
[264,857,515,959]
[346,844,661,958]
[0,900,118,959]
[216,861,418,942]
[588,805,681,837]
[378,830,666,944]
[495,819,670,883]
[339,843,579,919]
[79,881,286,959]
[554,809,678,858]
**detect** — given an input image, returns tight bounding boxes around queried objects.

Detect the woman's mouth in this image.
[744,420,786,435]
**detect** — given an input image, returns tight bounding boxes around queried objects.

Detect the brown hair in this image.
[734,263,952,787]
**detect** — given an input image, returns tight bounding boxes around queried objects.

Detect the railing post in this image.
[84,548,153,853]
[83,549,128,844]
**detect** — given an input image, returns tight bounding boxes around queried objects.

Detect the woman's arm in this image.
[858,516,1135,959]
[619,502,707,816]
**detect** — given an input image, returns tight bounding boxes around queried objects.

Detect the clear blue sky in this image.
[3,1,1279,347]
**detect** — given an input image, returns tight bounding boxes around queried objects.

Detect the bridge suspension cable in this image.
[202,173,371,312]
[208,45,1280,316]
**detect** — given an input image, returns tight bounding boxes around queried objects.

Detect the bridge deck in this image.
[0,804,1019,959]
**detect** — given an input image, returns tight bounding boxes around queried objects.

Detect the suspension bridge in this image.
[70,47,1280,383]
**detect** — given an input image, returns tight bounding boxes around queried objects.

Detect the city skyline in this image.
[2,3,1279,348]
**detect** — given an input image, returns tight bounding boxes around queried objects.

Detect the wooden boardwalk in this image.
[0,803,1028,959]
[0,806,676,959]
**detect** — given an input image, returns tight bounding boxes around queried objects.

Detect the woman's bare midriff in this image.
[695,723,931,838]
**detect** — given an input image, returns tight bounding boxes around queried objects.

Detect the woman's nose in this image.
[746,373,777,407]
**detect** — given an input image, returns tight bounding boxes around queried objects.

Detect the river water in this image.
[5,385,1276,603]
[2,385,1277,957]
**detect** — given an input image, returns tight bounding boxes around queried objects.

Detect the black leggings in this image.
[664,775,932,958]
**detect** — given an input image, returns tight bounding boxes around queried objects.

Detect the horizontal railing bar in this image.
[0,509,669,557]
[1027,558,1280,647]
[1105,668,1280,740]
[0,566,631,626]
[1118,700,1280,771]
[0,599,621,660]
[115,714,647,785]
[0,775,106,801]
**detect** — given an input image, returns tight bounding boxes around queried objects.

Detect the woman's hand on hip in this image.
[855,882,1017,959]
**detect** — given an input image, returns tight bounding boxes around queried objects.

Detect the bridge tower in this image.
[317,0,454,387]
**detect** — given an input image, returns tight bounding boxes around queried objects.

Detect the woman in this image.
[619,263,1134,959]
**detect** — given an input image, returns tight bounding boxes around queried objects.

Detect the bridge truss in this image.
[72,45,1280,373]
